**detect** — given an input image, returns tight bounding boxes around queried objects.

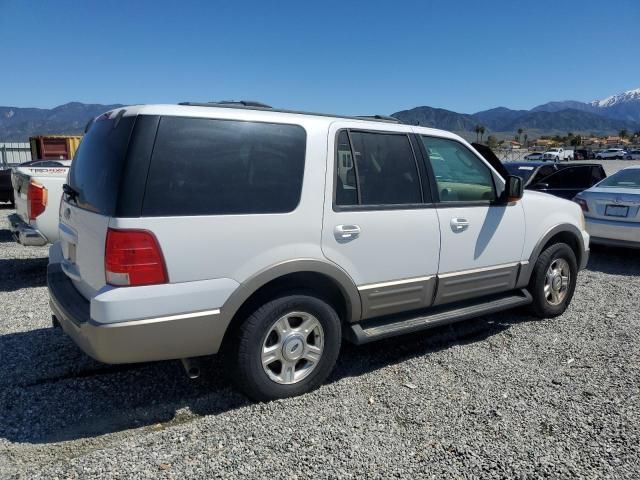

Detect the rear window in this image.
[68,115,135,214]
[142,117,306,216]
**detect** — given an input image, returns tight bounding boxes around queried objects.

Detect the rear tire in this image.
[228,293,342,402]
[528,243,578,318]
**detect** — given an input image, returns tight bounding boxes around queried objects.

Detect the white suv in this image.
[48,103,589,401]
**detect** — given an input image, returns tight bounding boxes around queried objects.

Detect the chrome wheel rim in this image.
[544,258,571,306]
[261,311,324,385]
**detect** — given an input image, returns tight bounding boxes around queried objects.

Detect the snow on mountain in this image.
[591,88,640,108]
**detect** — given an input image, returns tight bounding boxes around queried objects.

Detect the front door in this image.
[321,123,441,320]
[417,135,525,305]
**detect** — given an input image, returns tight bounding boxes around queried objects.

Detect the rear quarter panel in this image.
[109,118,329,285]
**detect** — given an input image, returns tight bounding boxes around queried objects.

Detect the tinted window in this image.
[143,117,306,216]
[68,116,135,214]
[335,131,422,206]
[544,167,592,189]
[591,167,606,184]
[335,131,358,205]
[503,164,537,183]
[421,136,495,202]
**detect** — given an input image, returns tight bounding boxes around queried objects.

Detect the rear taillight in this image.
[574,197,589,212]
[28,181,48,220]
[105,228,168,286]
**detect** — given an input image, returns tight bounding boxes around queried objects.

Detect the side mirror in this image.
[504,175,524,202]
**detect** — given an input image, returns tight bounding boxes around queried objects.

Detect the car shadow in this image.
[0,229,14,243]
[586,244,640,276]
[0,257,48,292]
[0,308,533,445]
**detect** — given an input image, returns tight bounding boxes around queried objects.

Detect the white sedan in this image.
[574,166,640,249]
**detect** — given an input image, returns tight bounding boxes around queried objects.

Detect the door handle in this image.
[334,224,361,240]
[450,217,469,232]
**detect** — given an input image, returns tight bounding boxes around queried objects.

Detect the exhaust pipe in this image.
[180,358,200,379]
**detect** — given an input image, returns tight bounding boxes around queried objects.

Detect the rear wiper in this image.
[63,183,79,203]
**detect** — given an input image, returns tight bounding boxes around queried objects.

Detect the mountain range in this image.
[1,88,639,141]
[393,87,640,140]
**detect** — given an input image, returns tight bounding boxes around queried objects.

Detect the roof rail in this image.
[178,100,272,109]
[355,115,402,124]
[176,102,404,125]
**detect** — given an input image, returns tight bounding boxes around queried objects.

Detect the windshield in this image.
[597,169,640,189]
[504,164,536,183]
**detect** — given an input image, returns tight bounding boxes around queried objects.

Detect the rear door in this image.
[321,123,441,319]
[59,113,139,300]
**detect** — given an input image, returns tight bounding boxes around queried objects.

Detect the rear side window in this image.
[68,115,135,214]
[335,130,422,207]
[143,117,306,216]
[545,167,592,189]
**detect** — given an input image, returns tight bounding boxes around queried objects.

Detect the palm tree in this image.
[474,125,482,143]
[479,126,486,143]
[619,129,628,139]
[523,133,528,147]
[517,128,523,143]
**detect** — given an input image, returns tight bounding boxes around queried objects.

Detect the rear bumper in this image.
[585,217,640,246]
[47,262,235,364]
[8,213,48,246]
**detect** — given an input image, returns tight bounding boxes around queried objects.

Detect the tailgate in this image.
[11,170,30,221]
[59,200,110,300]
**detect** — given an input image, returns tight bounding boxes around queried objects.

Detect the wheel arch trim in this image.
[221,259,362,325]
[516,224,587,287]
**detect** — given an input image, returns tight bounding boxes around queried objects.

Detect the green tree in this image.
[619,129,628,139]
[487,135,498,149]
[517,128,523,143]
[474,125,482,143]
[523,133,528,147]
[570,135,582,147]
[479,126,486,142]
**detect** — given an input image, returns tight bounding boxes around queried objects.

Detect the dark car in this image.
[503,161,606,200]
[0,167,14,205]
[574,149,596,160]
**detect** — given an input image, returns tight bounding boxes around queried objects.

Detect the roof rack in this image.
[177,101,404,124]
[355,115,401,124]
[178,100,272,109]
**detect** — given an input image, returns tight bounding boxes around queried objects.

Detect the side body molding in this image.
[516,223,587,288]
[221,258,362,327]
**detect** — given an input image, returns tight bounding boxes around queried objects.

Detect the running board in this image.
[348,289,532,344]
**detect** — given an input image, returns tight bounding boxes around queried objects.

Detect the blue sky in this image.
[1,0,638,114]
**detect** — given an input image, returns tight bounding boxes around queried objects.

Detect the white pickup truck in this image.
[542,147,573,162]
[9,160,71,246]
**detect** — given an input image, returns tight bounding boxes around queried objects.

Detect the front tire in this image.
[528,243,578,318]
[229,293,342,401]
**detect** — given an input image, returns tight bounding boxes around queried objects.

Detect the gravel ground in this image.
[0,176,639,478]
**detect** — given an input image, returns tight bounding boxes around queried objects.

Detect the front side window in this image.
[335,130,422,207]
[421,136,496,202]
[143,117,306,216]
